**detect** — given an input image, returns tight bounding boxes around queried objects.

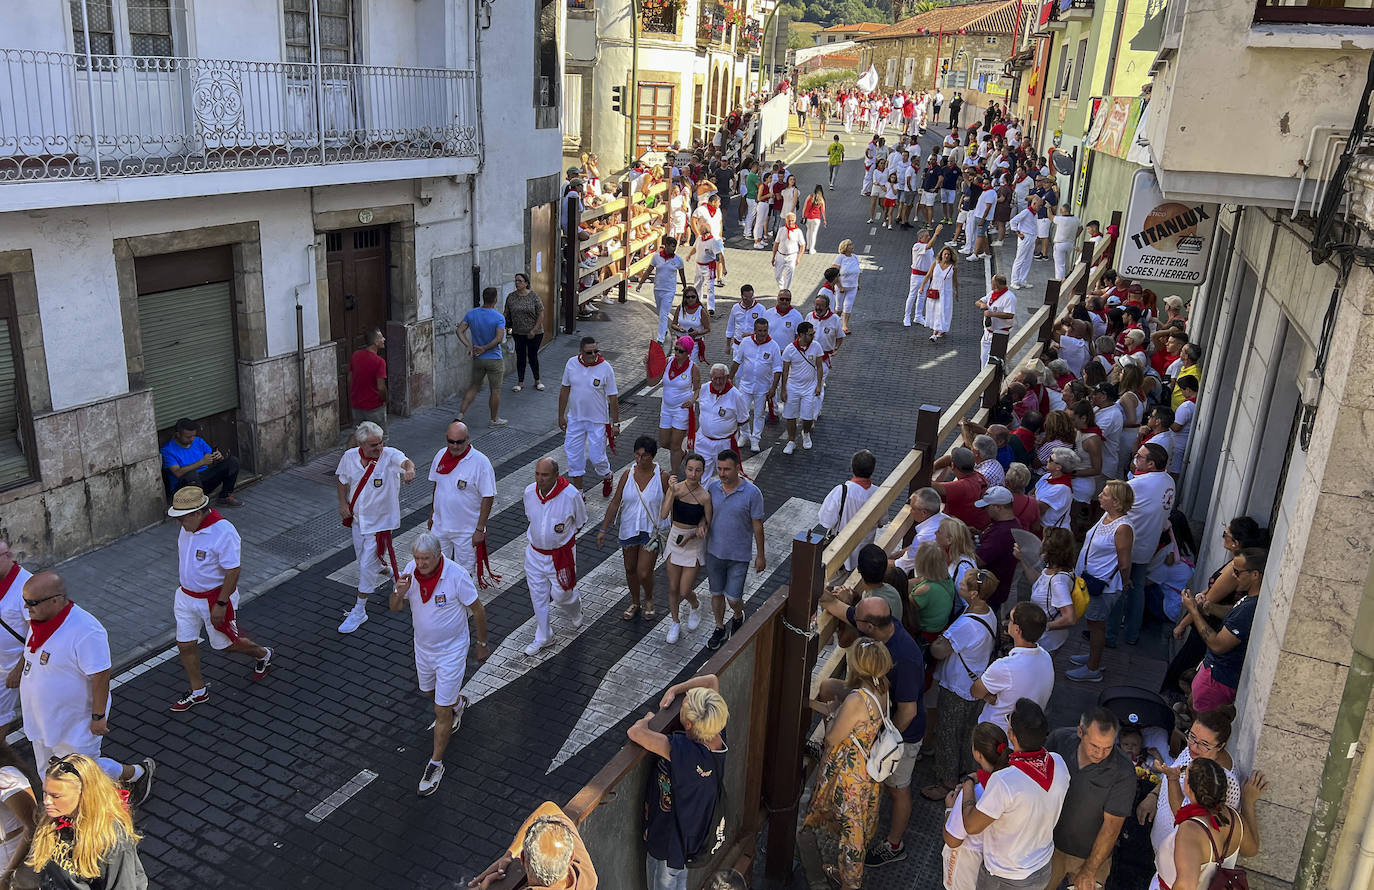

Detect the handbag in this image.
[1077,523,1119,598]
[630,470,667,555]
[851,687,905,783]
[820,481,849,547]
[1197,814,1246,890]
[1069,575,1091,620]
[926,287,941,303]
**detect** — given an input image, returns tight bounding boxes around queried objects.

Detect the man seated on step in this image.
[160,417,242,507]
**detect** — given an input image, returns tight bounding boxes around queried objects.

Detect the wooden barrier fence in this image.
[562,179,671,332]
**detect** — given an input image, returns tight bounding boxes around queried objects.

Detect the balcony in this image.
[698,2,743,49]
[1254,0,1374,24]
[1060,0,1094,22]
[0,49,478,187]
[641,0,681,35]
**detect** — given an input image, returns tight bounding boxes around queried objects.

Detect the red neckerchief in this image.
[819,282,836,295]
[1187,396,1197,403]
[709,380,734,396]
[435,445,469,474]
[578,353,606,367]
[1174,802,1220,829]
[775,307,791,318]
[415,557,444,604]
[667,356,692,380]
[752,333,770,346]
[0,563,21,601]
[195,509,225,531]
[1055,373,1076,388]
[851,477,873,489]
[536,476,571,504]
[792,337,807,353]
[989,288,1009,302]
[1082,425,1102,436]
[1046,474,1073,487]
[658,249,674,260]
[976,768,991,787]
[785,222,800,233]
[28,601,74,653]
[812,308,834,320]
[706,205,718,217]
[1008,748,1055,791]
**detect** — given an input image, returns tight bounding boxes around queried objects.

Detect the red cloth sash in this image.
[342,450,377,529]
[533,539,578,592]
[27,601,74,653]
[606,423,618,456]
[475,538,502,589]
[179,583,244,644]
[1008,749,1055,791]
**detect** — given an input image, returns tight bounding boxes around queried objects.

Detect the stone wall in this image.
[236,343,340,475]
[0,389,164,566]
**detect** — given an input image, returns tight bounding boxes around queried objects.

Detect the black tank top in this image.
[672,496,705,525]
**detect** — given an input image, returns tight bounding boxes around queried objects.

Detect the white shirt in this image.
[775,226,806,259]
[402,556,480,658]
[0,567,32,670]
[1032,571,1076,651]
[648,252,684,302]
[727,300,767,342]
[936,610,997,700]
[0,767,31,838]
[976,752,1071,879]
[733,336,782,393]
[1127,470,1176,563]
[1171,399,1197,473]
[1034,478,1073,530]
[985,289,1017,336]
[337,446,409,534]
[767,307,804,345]
[835,253,862,289]
[911,240,935,274]
[524,481,587,551]
[782,340,825,391]
[1096,402,1125,479]
[428,446,497,537]
[177,515,241,593]
[808,311,845,354]
[697,385,751,440]
[973,188,996,221]
[20,604,112,749]
[694,237,725,270]
[692,204,724,240]
[1052,214,1082,244]
[819,480,875,571]
[561,356,618,424]
[1059,336,1089,377]
[977,645,1054,728]
[1010,207,1038,238]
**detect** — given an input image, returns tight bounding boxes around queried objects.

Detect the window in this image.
[1254,0,1374,25]
[562,73,583,144]
[902,57,915,87]
[0,279,36,490]
[985,35,998,45]
[284,0,354,64]
[1053,45,1068,97]
[885,57,898,86]
[1070,37,1088,99]
[71,0,174,58]
[636,83,674,155]
[537,0,560,120]
[828,35,836,42]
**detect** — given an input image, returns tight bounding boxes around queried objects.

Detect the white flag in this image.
[857,65,878,93]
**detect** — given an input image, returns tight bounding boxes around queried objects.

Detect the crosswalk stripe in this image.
[546,495,820,772]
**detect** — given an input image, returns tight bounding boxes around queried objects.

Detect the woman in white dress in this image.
[598,436,669,621]
[919,246,959,342]
[1149,757,1266,890]
[667,184,690,243]
[775,174,801,238]
[832,240,863,333]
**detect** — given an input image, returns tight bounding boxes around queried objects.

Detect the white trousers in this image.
[525,546,582,647]
[981,329,996,367]
[351,524,394,595]
[656,290,674,341]
[805,218,820,252]
[740,386,769,440]
[743,198,760,239]
[31,738,123,782]
[774,256,797,290]
[1012,235,1035,286]
[1053,241,1075,280]
[906,272,928,324]
[693,263,717,311]
[564,419,610,479]
[433,528,477,578]
[752,205,771,243]
[836,286,858,315]
[695,433,737,479]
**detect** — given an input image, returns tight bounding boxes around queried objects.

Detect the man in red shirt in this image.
[932,447,989,532]
[349,328,388,427]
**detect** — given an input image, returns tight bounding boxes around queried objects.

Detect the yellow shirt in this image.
[1171,364,1201,409]
[828,142,845,166]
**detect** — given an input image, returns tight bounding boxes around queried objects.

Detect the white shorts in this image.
[920,191,937,206]
[174,588,242,649]
[1036,217,1052,238]
[416,646,468,707]
[956,209,969,224]
[783,389,820,421]
[659,403,690,431]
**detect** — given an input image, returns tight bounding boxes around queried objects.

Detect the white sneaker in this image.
[802,432,813,450]
[783,440,796,454]
[418,762,444,797]
[903,317,912,327]
[686,601,702,631]
[569,599,585,628]
[993,240,1005,247]
[338,608,368,634]
[866,218,874,224]
[523,638,550,657]
[666,621,681,644]
[750,438,761,453]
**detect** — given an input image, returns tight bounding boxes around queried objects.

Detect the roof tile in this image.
[854,0,1020,40]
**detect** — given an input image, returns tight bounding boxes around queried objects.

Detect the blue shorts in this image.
[620,531,651,548]
[1084,590,1121,622]
[705,552,749,604]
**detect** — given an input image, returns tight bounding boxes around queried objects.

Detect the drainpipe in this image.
[630,0,640,166]
[469,0,489,308]
[296,244,312,464]
[1293,547,1374,890]
[76,0,103,179]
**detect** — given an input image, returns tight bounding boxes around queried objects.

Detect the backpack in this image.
[672,746,729,868]
[851,687,905,782]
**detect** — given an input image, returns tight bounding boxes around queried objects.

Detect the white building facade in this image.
[0,0,563,564]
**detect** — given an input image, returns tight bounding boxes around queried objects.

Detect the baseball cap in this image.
[566,165,583,178]
[975,486,1013,508]
[1106,295,1122,307]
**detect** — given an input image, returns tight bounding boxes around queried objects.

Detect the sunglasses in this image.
[673,347,687,354]
[582,349,600,356]
[23,592,63,610]
[47,755,81,779]
[446,438,469,446]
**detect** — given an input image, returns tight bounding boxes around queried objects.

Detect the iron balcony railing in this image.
[1254,0,1374,24]
[0,49,479,183]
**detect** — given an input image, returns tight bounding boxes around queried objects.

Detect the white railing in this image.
[0,49,478,183]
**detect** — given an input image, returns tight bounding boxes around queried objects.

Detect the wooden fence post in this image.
[1076,240,1093,302]
[1038,278,1062,347]
[981,332,1010,410]
[905,405,942,547]
[763,531,824,882]
[562,192,580,334]
[620,194,632,304]
[1108,209,1123,267]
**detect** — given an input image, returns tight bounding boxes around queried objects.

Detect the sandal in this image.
[535,382,546,391]
[921,781,955,801]
[622,603,640,620]
[642,603,657,620]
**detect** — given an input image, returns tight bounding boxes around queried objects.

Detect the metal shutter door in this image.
[0,317,27,484]
[137,282,239,429]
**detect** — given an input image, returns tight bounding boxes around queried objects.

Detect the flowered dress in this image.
[802,688,884,888]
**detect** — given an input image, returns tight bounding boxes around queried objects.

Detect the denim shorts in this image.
[620,531,651,548]
[705,552,749,604]
[1084,590,1121,622]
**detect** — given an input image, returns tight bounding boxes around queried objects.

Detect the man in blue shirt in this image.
[703,451,766,651]
[1183,546,1266,711]
[457,286,508,427]
[160,418,241,506]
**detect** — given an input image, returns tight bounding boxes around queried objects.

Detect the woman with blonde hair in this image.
[1069,479,1134,682]
[799,638,893,890]
[936,517,978,591]
[29,755,144,889]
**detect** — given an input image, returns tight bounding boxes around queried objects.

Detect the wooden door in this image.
[326,225,390,428]
[529,202,558,346]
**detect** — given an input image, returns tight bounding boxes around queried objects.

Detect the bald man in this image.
[0,541,30,737]
[18,572,155,802]
[522,459,587,657]
[428,421,497,582]
[469,801,598,889]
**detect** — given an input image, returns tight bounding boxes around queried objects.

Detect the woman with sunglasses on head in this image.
[1138,706,1243,854]
[28,754,145,890]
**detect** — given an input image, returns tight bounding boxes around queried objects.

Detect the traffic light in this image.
[940,58,949,74]
[611,85,626,116]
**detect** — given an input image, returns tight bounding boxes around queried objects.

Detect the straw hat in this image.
[167,486,210,517]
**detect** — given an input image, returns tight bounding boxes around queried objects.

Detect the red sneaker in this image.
[252,647,273,681]
[602,475,613,497]
[169,688,209,712]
